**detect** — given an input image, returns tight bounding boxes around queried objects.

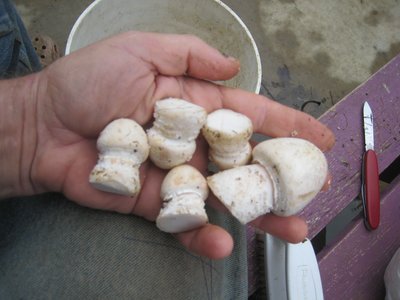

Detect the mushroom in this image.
[89,118,149,197]
[147,98,207,169]
[207,137,328,224]
[202,109,253,170]
[156,164,209,233]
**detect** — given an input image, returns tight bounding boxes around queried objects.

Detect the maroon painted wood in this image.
[304,54,400,299]
[247,54,400,297]
[317,174,400,300]
[300,54,400,238]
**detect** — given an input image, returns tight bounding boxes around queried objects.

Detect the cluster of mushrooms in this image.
[89,98,328,233]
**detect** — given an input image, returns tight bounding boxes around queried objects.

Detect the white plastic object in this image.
[265,234,287,299]
[265,234,324,300]
[384,247,400,300]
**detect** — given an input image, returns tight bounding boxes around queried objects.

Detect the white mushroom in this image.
[202,109,253,170]
[207,137,328,224]
[156,164,209,233]
[147,98,207,169]
[89,118,149,197]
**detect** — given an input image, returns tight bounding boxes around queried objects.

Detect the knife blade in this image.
[361,101,380,230]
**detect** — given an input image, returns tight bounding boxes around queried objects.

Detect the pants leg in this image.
[0,0,41,78]
[0,195,249,299]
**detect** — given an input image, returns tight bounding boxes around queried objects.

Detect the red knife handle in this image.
[362,149,380,230]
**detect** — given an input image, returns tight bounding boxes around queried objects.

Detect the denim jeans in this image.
[0,0,41,78]
[0,1,249,299]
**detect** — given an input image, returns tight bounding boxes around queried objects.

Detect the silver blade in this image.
[363,101,374,151]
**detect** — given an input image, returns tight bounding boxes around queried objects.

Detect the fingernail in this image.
[322,174,332,191]
[221,51,238,61]
[227,56,239,63]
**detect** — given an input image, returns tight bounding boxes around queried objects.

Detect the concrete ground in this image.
[14,0,400,117]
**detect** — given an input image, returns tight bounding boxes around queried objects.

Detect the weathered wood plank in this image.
[300,54,400,238]
[247,54,400,298]
[316,174,400,300]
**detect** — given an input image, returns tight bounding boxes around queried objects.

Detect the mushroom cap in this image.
[202,109,253,147]
[160,165,209,200]
[97,118,149,163]
[153,98,207,140]
[252,137,328,216]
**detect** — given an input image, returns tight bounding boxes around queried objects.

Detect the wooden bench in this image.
[248,53,400,299]
[300,53,400,300]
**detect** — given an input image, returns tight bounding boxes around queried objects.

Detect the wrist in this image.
[0,72,43,199]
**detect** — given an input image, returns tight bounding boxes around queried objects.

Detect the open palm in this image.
[30,32,334,258]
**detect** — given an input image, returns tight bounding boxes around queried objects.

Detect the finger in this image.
[219,87,335,152]
[152,75,225,110]
[174,223,234,259]
[132,161,166,220]
[250,214,308,244]
[128,32,240,81]
[152,76,334,152]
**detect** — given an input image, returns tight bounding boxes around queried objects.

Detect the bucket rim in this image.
[65,0,262,94]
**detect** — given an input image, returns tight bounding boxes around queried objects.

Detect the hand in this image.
[27,32,334,258]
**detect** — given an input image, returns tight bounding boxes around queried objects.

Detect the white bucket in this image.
[65,0,261,93]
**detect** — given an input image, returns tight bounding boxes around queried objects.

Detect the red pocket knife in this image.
[361,101,380,230]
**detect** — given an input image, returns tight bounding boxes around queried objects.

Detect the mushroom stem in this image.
[156,165,209,233]
[207,164,274,224]
[207,138,328,224]
[90,154,141,196]
[202,109,253,170]
[147,98,207,169]
[89,118,149,197]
